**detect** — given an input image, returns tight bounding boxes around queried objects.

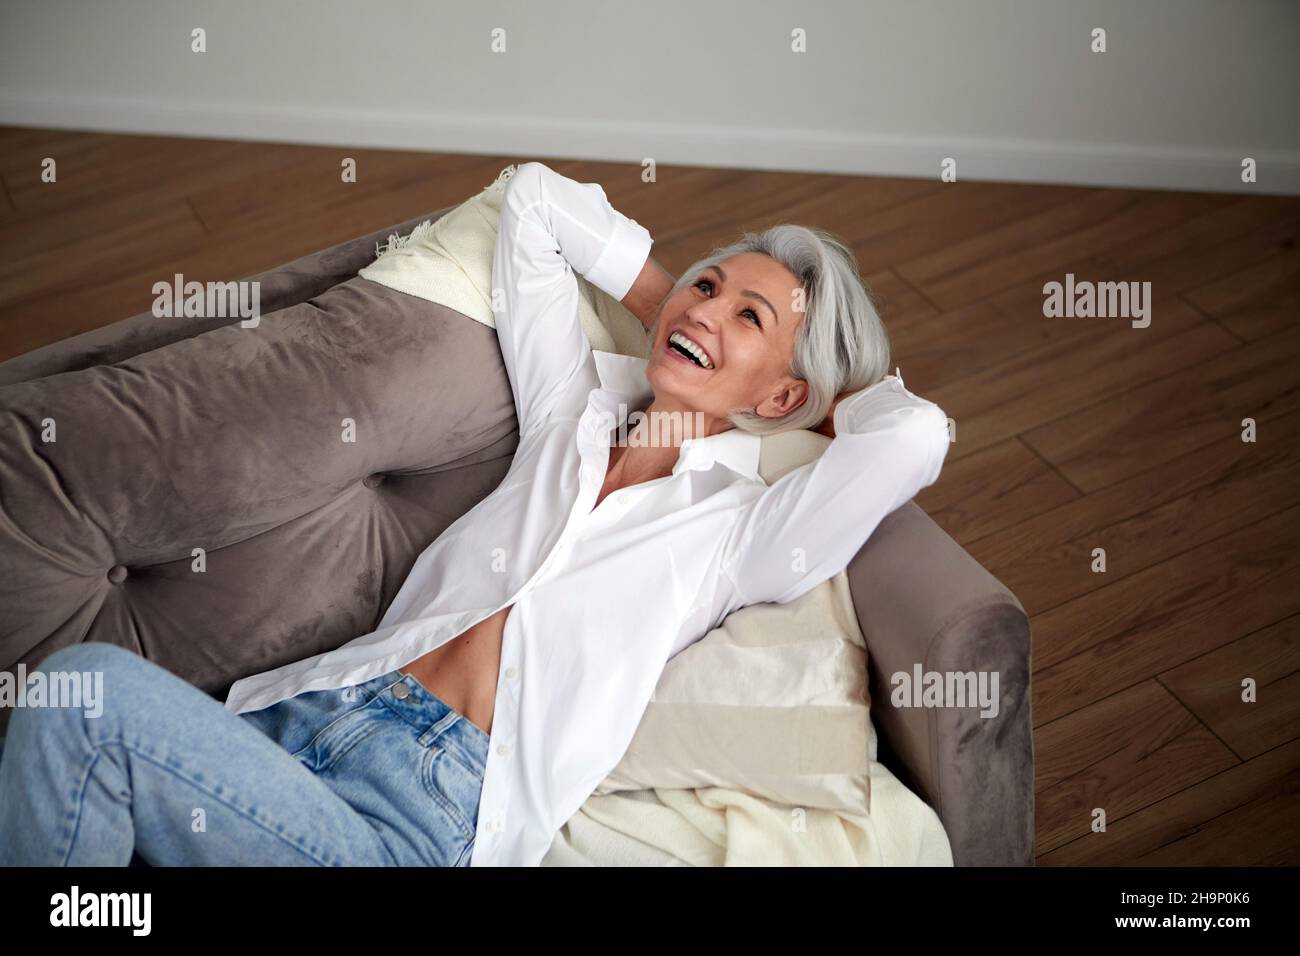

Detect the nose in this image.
[683,300,721,334]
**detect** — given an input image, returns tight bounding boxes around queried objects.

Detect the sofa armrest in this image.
[846,500,1035,866]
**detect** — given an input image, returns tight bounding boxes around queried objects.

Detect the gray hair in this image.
[650,224,891,436]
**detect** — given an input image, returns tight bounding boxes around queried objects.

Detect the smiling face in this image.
[646,252,810,434]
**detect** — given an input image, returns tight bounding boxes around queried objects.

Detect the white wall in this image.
[1,0,1297,194]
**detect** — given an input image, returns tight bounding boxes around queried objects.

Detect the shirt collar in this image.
[590,350,763,482]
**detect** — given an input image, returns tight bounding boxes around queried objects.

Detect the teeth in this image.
[669,331,713,369]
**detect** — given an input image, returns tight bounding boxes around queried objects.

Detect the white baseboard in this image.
[3,91,1297,196]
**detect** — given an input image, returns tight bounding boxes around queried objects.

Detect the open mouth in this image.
[665,330,714,370]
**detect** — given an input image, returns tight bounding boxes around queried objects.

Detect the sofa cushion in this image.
[594,570,875,814]
[0,275,519,724]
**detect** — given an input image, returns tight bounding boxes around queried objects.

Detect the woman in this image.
[0,161,949,867]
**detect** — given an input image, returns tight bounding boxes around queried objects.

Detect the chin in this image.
[644,360,690,394]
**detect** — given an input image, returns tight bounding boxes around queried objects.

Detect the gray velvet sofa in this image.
[0,205,1035,866]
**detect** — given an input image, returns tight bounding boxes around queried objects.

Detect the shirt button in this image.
[392,682,410,699]
[617,492,630,506]
[497,742,511,757]
[504,666,519,681]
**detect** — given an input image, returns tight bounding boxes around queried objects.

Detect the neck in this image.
[606,396,728,484]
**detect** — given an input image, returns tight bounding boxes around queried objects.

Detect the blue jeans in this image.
[0,641,489,866]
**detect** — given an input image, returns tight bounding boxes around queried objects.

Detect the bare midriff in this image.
[399,455,631,738]
[399,604,510,737]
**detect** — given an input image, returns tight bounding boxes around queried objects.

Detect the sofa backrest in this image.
[0,208,530,717]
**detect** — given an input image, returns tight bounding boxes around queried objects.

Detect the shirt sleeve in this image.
[492,161,654,435]
[719,375,951,607]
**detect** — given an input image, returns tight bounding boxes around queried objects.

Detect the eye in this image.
[693,277,763,328]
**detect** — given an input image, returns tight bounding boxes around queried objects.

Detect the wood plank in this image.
[2,133,237,213]
[0,127,106,187]
[917,436,1081,544]
[839,181,1088,284]
[1183,243,1300,342]
[187,148,493,240]
[0,143,315,260]
[1039,738,1300,865]
[0,175,15,222]
[1031,502,1300,724]
[1021,322,1300,492]
[897,190,1234,310]
[1034,680,1239,854]
[0,131,320,220]
[632,167,943,272]
[563,161,914,247]
[967,406,1300,615]
[921,298,1235,463]
[1117,762,1299,865]
[0,201,206,312]
[1159,614,1300,760]
[878,268,940,325]
[1088,197,1300,301]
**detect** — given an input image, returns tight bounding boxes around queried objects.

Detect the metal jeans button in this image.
[392,682,410,699]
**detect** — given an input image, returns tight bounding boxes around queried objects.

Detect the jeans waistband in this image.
[358,670,490,779]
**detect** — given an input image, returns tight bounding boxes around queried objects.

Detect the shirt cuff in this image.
[832,375,905,434]
[834,376,950,474]
[583,212,653,302]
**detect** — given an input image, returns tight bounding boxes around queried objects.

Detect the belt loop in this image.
[417,710,460,748]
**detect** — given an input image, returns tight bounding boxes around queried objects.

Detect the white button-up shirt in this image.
[223,161,951,866]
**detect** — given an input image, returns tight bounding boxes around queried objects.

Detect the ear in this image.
[754,376,809,420]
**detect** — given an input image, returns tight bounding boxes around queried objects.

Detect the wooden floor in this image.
[1,127,1297,865]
